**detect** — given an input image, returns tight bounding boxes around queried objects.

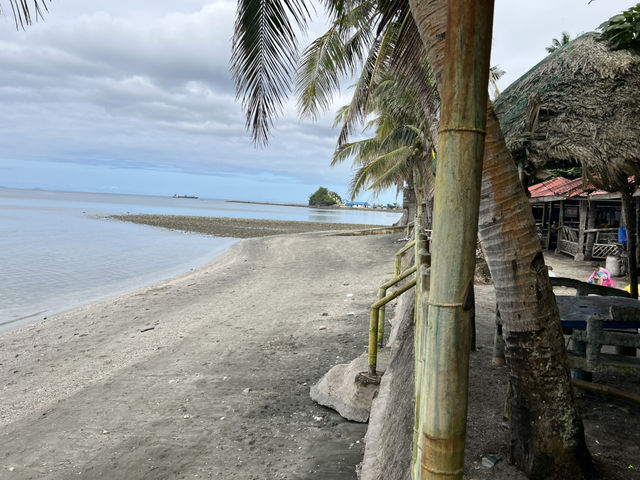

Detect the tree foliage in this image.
[546,31,571,53]
[598,3,640,49]
[308,187,342,206]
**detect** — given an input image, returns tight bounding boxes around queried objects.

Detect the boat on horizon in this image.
[172,194,199,199]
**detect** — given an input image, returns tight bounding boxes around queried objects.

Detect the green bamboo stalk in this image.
[412,182,426,472]
[367,277,417,377]
[377,287,386,346]
[395,240,416,277]
[413,1,494,478]
[378,265,418,345]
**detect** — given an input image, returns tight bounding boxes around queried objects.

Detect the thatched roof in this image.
[493,32,640,191]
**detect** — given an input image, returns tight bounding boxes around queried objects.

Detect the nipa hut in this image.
[494,32,640,262]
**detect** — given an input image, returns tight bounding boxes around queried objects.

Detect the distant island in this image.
[172,194,198,199]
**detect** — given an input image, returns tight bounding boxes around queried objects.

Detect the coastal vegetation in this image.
[598,3,640,48]
[308,187,342,206]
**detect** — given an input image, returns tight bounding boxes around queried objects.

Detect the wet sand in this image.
[110,214,380,238]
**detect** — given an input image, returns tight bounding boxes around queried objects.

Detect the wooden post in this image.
[585,201,597,261]
[544,201,553,250]
[558,200,565,254]
[622,192,638,298]
[413,1,494,478]
[575,200,587,261]
[541,203,547,247]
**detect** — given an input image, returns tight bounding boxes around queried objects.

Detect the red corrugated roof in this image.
[528,177,608,198]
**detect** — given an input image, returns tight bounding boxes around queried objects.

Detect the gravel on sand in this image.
[110,214,380,238]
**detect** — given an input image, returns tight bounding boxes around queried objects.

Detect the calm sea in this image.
[0,188,401,330]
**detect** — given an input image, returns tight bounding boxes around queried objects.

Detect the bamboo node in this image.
[419,464,465,476]
[427,301,464,308]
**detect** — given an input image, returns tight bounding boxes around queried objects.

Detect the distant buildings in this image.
[345,201,370,208]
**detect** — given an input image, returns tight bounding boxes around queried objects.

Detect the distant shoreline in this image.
[225,199,401,213]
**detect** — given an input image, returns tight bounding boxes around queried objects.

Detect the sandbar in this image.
[110,214,381,238]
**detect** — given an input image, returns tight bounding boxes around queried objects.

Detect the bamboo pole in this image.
[367,277,417,377]
[378,265,418,345]
[412,186,427,473]
[395,240,417,277]
[413,1,494,478]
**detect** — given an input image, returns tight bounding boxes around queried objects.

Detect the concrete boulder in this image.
[310,348,391,423]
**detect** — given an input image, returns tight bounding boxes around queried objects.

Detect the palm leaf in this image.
[335,20,399,148]
[231,0,311,145]
[349,145,412,197]
[297,0,377,119]
[2,0,50,29]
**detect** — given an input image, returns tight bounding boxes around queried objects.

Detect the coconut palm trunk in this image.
[408,0,593,477]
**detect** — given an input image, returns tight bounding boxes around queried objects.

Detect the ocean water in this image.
[0,188,401,330]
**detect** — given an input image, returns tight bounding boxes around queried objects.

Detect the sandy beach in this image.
[0,229,401,479]
[1,221,639,479]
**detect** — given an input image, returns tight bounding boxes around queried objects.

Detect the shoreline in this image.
[0,232,402,479]
[2,214,389,334]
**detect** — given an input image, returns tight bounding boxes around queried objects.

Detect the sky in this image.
[0,0,636,203]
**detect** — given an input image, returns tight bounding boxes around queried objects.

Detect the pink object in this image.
[588,268,616,287]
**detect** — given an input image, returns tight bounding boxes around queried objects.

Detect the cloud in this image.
[5,0,630,202]
[0,0,361,200]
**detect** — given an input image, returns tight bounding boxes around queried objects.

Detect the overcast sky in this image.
[0,0,635,203]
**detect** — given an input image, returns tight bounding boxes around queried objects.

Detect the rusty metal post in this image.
[414,1,494,478]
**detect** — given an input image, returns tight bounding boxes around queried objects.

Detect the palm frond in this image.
[332,136,382,165]
[231,0,311,145]
[335,19,400,148]
[2,0,50,29]
[296,0,377,119]
[367,157,410,192]
[348,145,412,197]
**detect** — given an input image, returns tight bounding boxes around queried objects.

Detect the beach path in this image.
[0,232,400,479]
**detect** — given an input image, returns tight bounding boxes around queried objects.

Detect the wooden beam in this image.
[575,200,587,261]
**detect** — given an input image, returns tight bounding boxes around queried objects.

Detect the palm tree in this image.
[546,31,571,53]
[330,72,436,224]
[293,0,438,228]
[231,0,592,477]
